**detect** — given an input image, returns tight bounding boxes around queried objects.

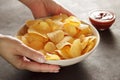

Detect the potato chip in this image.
[24,33,48,43]
[79,24,92,35]
[28,40,44,50]
[56,42,71,50]
[51,14,68,22]
[56,36,73,49]
[82,36,96,54]
[44,42,56,52]
[81,37,90,50]
[69,39,82,58]
[16,36,29,45]
[82,41,95,54]
[63,23,77,36]
[29,21,51,34]
[45,53,61,60]
[64,16,81,27]
[56,45,71,59]
[47,30,64,44]
[26,19,43,27]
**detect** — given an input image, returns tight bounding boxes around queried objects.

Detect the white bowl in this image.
[17,21,100,67]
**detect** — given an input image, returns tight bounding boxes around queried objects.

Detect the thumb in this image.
[18,44,46,63]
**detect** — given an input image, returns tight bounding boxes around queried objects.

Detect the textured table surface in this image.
[0,0,120,80]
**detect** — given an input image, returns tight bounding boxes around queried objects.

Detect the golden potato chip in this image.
[63,23,77,36]
[44,42,56,52]
[69,39,82,58]
[17,36,29,45]
[21,36,29,45]
[24,33,48,43]
[29,21,51,34]
[78,34,85,42]
[26,20,37,27]
[64,16,81,27]
[82,41,95,54]
[45,18,63,31]
[81,37,90,50]
[56,36,73,49]
[82,36,96,54]
[38,49,47,55]
[28,40,44,50]
[79,24,92,35]
[51,14,68,22]
[56,45,71,59]
[45,53,61,60]
[26,19,43,27]
[56,42,71,50]
[47,30,64,44]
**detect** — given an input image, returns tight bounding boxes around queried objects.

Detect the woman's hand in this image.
[1,0,73,73]
[0,34,60,73]
[20,0,73,18]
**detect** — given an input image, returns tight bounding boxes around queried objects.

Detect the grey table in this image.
[0,0,120,80]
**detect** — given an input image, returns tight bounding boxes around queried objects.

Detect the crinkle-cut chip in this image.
[56,42,71,50]
[64,16,81,27]
[28,40,44,50]
[29,21,51,34]
[25,33,48,43]
[56,45,71,59]
[26,20,42,27]
[44,42,56,52]
[63,23,77,36]
[47,30,64,44]
[45,53,61,60]
[51,14,68,22]
[69,39,82,58]
[79,24,92,35]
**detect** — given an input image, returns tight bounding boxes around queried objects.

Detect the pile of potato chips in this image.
[17,14,96,60]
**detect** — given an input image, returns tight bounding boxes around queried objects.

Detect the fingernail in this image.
[37,58,46,63]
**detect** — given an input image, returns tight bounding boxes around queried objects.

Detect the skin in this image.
[0,0,73,73]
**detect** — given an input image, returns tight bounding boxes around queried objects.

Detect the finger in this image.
[17,44,46,63]
[21,61,60,73]
[59,6,74,16]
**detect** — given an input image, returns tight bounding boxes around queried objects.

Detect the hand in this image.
[20,0,73,18]
[0,34,60,73]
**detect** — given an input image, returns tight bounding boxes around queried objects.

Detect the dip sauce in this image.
[89,10,115,31]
